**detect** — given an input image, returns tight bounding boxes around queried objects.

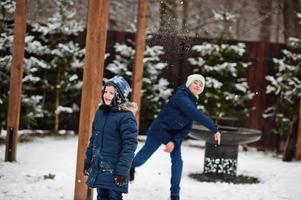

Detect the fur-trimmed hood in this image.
[98,101,138,116]
[118,102,138,115]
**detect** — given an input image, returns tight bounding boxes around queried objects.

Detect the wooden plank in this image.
[73,0,110,199]
[249,42,266,130]
[246,43,257,127]
[131,0,148,126]
[296,98,301,160]
[5,0,28,162]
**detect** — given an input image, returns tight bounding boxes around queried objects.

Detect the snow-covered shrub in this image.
[30,0,84,133]
[107,38,173,124]
[264,13,301,135]
[0,0,84,133]
[0,0,15,32]
[0,1,45,130]
[188,10,253,118]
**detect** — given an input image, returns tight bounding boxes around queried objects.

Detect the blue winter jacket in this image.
[84,102,138,193]
[148,84,218,146]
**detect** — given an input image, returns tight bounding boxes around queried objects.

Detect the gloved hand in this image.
[83,162,90,176]
[114,175,127,187]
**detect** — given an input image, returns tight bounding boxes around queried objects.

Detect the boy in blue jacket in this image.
[84,76,138,200]
[130,74,221,200]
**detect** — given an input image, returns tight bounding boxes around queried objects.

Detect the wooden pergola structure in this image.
[5,0,148,199]
[4,0,301,199]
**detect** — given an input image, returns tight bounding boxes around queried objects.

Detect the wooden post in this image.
[5,0,28,162]
[74,0,110,199]
[94,0,110,102]
[296,98,301,160]
[131,0,148,126]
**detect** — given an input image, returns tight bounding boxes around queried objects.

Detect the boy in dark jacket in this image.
[84,76,138,200]
[130,74,221,200]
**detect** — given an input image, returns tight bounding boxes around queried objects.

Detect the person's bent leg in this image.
[132,135,161,168]
[97,188,109,200]
[170,143,183,198]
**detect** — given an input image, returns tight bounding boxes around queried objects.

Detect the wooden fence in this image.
[0,23,293,152]
[1,19,289,151]
[79,30,286,150]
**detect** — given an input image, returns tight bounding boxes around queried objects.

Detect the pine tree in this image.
[1,0,85,133]
[31,0,84,134]
[0,0,45,130]
[188,10,253,119]
[264,13,301,135]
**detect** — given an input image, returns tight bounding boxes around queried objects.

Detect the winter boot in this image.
[129,167,135,182]
[170,195,180,200]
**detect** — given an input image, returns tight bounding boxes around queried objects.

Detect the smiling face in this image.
[188,80,203,96]
[103,85,116,105]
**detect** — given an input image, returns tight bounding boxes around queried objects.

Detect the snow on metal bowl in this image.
[190,122,262,145]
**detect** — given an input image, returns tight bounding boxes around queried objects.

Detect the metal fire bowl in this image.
[190,123,262,145]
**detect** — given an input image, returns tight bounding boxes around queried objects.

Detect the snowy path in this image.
[0,136,301,200]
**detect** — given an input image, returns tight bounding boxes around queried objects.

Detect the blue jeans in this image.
[97,188,123,200]
[132,135,183,196]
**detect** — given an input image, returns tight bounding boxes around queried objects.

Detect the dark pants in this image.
[97,188,123,200]
[132,135,183,196]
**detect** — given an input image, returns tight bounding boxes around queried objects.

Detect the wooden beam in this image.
[5,0,28,162]
[74,0,110,199]
[131,0,148,126]
[296,98,301,160]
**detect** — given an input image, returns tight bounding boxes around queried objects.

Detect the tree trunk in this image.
[296,98,301,160]
[283,0,301,42]
[283,115,298,161]
[159,0,178,35]
[224,0,234,10]
[257,0,273,41]
[54,67,61,134]
[235,1,249,39]
[181,0,188,35]
[275,1,283,43]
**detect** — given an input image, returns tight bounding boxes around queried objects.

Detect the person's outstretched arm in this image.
[174,92,218,133]
[173,92,221,145]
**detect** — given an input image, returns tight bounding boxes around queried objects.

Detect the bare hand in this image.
[164,142,175,153]
[83,162,90,176]
[83,168,89,176]
[214,131,221,145]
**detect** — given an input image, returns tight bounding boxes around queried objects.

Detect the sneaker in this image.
[170,195,180,200]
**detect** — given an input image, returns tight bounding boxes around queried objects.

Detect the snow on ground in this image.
[0,136,301,200]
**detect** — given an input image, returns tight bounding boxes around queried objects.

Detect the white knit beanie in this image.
[185,74,206,94]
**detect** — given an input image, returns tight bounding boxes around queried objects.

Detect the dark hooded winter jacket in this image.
[148,84,218,146]
[84,102,138,193]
